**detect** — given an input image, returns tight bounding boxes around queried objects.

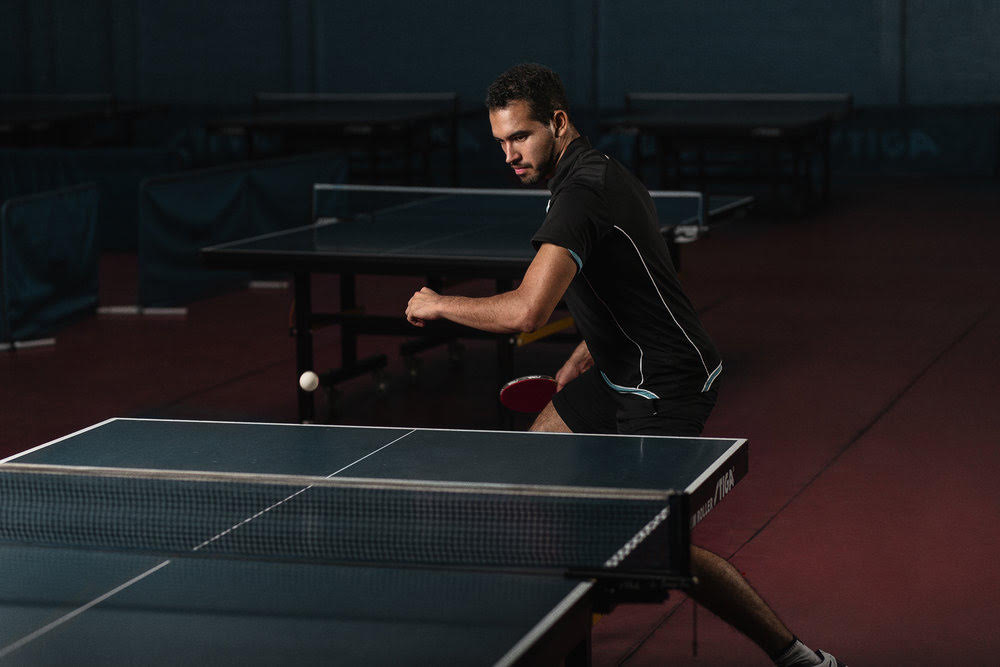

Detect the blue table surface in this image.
[0,419,746,665]
[206,192,748,260]
[0,540,589,665]
[10,418,742,490]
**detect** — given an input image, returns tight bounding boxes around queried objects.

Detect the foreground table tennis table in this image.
[201,185,753,423]
[0,418,748,665]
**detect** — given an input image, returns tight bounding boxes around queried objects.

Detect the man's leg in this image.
[691,552,843,666]
[532,395,793,653]
[537,383,841,665]
[689,545,794,657]
[529,401,571,432]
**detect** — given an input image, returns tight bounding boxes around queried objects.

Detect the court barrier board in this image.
[830,105,1000,177]
[0,148,189,251]
[0,183,99,343]
[137,153,347,308]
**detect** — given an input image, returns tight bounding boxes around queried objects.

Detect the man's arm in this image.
[405,243,577,333]
[554,340,593,390]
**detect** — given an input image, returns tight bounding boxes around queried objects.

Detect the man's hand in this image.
[401,244,577,333]
[405,287,443,327]
[554,341,593,391]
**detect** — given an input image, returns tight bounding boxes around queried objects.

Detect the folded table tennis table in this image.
[0,418,747,665]
[601,93,852,208]
[206,93,460,184]
[0,94,166,147]
[201,185,753,423]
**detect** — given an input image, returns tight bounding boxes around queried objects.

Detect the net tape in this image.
[0,464,676,571]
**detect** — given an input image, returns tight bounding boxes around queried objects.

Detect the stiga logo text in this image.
[690,467,736,527]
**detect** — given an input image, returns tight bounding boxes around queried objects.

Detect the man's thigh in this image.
[529,401,572,432]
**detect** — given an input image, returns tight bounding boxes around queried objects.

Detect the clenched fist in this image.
[405,287,443,327]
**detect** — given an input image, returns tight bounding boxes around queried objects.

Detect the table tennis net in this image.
[0,464,679,573]
[312,186,551,226]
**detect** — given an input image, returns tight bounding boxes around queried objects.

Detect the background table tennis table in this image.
[602,93,853,208]
[206,93,460,184]
[201,185,754,423]
[0,417,748,665]
[0,94,165,148]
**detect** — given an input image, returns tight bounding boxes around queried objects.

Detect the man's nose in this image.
[504,145,520,164]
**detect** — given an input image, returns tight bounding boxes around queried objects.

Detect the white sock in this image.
[774,639,821,667]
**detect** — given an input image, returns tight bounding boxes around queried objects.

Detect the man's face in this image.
[489,100,558,185]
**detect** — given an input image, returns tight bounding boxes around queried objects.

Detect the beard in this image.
[516,141,559,185]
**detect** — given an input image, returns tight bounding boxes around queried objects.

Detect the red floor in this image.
[2,178,998,665]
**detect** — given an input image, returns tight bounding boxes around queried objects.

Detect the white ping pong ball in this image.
[299,371,320,392]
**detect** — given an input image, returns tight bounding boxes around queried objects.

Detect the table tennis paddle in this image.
[499,375,558,413]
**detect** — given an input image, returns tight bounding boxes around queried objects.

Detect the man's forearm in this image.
[405,243,578,333]
[436,291,539,333]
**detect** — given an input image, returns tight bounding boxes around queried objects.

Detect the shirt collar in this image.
[547,135,591,193]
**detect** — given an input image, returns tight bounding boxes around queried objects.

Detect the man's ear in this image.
[551,110,568,138]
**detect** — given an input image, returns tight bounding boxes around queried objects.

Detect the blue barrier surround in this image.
[137,153,347,308]
[0,183,100,344]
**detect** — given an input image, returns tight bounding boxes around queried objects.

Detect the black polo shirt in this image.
[532,136,722,399]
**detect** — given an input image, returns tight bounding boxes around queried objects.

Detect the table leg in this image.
[294,272,315,423]
[822,121,832,204]
[450,114,459,186]
[340,273,358,369]
[496,279,516,427]
[495,279,515,382]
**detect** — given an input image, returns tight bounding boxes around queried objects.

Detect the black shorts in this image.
[551,367,718,436]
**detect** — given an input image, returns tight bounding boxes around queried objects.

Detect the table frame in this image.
[603,93,853,208]
[202,187,752,423]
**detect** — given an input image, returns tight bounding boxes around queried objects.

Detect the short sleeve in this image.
[531,186,608,271]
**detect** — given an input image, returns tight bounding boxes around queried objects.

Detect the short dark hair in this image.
[485,63,569,124]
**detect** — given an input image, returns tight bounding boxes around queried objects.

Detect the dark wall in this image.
[599,1,898,105]
[4,1,999,107]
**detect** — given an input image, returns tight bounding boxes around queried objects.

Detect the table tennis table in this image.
[601,93,852,208]
[0,94,165,148]
[206,93,460,184]
[201,184,753,423]
[0,417,748,665]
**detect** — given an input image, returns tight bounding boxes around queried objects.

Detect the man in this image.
[405,63,843,667]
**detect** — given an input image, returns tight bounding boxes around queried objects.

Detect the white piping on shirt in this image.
[612,224,713,383]
[579,271,651,394]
